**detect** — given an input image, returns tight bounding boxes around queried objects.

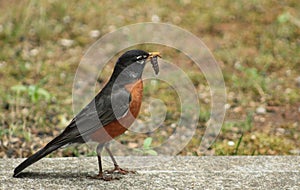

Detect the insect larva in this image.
[150,56,159,75]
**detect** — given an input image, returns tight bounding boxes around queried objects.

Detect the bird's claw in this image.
[104,165,136,175]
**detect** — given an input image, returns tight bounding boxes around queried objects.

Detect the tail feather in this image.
[13,143,62,177]
[12,129,76,177]
[13,122,84,177]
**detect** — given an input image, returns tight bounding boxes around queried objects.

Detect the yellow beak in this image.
[148,52,161,58]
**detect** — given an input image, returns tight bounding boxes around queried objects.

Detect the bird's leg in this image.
[104,144,136,175]
[89,144,120,181]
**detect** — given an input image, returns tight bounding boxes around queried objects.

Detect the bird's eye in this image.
[135,55,145,64]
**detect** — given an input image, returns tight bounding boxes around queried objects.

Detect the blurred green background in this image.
[0,0,299,158]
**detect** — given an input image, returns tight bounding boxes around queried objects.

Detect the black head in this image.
[117,50,150,66]
[110,49,160,85]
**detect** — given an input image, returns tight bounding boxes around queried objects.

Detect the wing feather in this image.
[54,87,131,144]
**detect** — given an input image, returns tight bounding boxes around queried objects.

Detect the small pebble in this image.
[228,141,235,146]
[151,14,160,22]
[89,30,100,38]
[128,142,138,148]
[259,117,266,122]
[60,39,74,47]
[276,128,285,134]
[224,104,231,110]
[256,106,266,114]
[233,106,242,113]
[250,135,256,140]
[171,123,176,128]
[29,48,39,57]
[63,15,71,24]
[234,61,242,70]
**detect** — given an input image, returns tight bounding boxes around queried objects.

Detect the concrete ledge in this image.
[1,156,299,189]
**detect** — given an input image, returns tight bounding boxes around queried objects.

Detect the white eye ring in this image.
[137,60,145,64]
[136,55,142,59]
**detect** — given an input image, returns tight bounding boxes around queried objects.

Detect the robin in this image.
[13,49,161,180]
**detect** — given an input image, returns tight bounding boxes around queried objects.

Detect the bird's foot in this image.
[104,165,136,175]
[88,173,121,181]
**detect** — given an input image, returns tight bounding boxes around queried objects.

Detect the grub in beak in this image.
[148,52,161,75]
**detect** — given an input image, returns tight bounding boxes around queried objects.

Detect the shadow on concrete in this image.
[14,172,90,179]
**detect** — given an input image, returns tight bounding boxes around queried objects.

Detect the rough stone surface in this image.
[1,156,299,189]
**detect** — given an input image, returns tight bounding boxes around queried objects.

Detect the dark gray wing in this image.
[52,87,131,144]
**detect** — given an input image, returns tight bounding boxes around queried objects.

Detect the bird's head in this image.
[111,49,161,82]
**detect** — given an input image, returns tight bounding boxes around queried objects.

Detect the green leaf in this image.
[133,149,143,153]
[37,88,51,101]
[145,149,158,156]
[143,137,153,148]
[27,85,38,102]
[28,85,37,92]
[11,85,27,92]
[277,12,291,23]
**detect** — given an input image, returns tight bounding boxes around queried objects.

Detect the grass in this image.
[0,0,299,158]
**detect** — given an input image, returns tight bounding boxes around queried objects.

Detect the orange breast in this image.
[90,79,143,144]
